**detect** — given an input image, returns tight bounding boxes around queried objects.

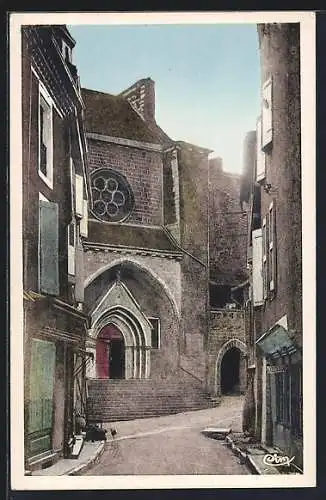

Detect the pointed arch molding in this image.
[215,338,247,395]
[84,256,181,319]
[88,305,152,379]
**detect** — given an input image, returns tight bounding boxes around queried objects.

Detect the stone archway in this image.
[215,339,247,396]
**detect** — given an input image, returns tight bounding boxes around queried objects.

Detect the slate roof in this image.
[86,219,181,254]
[81,88,170,145]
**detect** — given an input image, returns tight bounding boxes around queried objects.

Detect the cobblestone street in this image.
[84,396,251,475]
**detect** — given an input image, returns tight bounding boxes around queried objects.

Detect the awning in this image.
[256,324,299,359]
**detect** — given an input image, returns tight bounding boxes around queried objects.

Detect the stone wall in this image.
[207,309,247,396]
[87,138,164,226]
[209,157,248,286]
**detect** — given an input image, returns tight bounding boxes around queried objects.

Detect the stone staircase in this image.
[86,376,218,423]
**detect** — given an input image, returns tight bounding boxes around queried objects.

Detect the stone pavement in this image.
[83,395,251,475]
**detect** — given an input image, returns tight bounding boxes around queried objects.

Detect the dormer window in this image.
[62,40,72,64]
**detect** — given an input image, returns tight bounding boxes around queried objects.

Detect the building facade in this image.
[21,25,251,458]
[241,23,303,469]
[79,78,249,421]
[22,25,90,470]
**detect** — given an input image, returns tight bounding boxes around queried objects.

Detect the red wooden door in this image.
[96,325,124,379]
[96,339,109,378]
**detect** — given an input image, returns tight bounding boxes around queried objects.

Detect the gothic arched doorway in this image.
[96,324,125,379]
[220,347,241,395]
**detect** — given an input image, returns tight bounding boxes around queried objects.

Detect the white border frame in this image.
[10,11,316,490]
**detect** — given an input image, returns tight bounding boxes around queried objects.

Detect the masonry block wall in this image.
[22,63,72,299]
[257,22,302,466]
[177,145,209,371]
[209,157,248,286]
[87,138,163,226]
[258,23,302,345]
[207,310,246,396]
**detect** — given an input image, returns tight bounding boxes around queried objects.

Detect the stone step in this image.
[86,375,215,422]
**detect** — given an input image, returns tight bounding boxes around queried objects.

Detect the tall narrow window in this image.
[252,228,264,306]
[262,77,273,149]
[80,199,88,238]
[268,201,277,293]
[256,115,266,182]
[148,318,160,349]
[75,174,84,218]
[68,221,76,276]
[262,216,268,300]
[38,86,53,188]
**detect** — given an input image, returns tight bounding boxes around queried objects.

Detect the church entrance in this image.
[221,347,241,395]
[96,325,125,379]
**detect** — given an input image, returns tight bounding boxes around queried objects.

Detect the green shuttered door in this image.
[28,339,56,456]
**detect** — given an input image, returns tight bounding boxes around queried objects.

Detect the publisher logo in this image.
[263,453,295,467]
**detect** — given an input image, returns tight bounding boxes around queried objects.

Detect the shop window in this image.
[290,362,303,437]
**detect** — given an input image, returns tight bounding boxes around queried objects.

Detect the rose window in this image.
[90,168,134,222]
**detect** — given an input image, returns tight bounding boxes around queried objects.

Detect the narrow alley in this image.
[83,396,250,475]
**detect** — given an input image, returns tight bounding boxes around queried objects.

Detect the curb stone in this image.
[67,441,106,476]
[225,435,282,475]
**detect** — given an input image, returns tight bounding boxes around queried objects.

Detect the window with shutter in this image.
[38,85,53,189]
[252,228,264,306]
[80,199,88,238]
[262,216,268,300]
[39,200,59,296]
[68,221,76,276]
[74,243,84,303]
[256,115,266,182]
[75,174,84,218]
[261,77,273,149]
[70,157,75,214]
[268,201,277,293]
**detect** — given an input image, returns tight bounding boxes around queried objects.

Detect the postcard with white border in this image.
[10,10,316,490]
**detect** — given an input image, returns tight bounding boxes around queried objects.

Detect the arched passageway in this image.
[220,347,241,395]
[96,324,125,379]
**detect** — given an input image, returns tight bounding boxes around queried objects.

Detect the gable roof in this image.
[82,87,169,145]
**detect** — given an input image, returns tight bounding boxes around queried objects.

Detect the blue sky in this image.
[68,24,260,173]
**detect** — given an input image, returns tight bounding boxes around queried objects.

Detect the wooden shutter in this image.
[252,228,264,306]
[262,216,268,300]
[268,201,277,293]
[80,199,88,237]
[262,77,273,148]
[256,115,266,182]
[68,222,75,276]
[39,200,59,296]
[75,174,84,218]
[74,242,84,303]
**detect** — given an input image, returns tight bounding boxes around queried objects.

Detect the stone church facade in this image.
[79,78,248,420]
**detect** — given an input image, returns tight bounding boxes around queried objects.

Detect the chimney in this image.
[120,78,156,122]
[209,157,223,172]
